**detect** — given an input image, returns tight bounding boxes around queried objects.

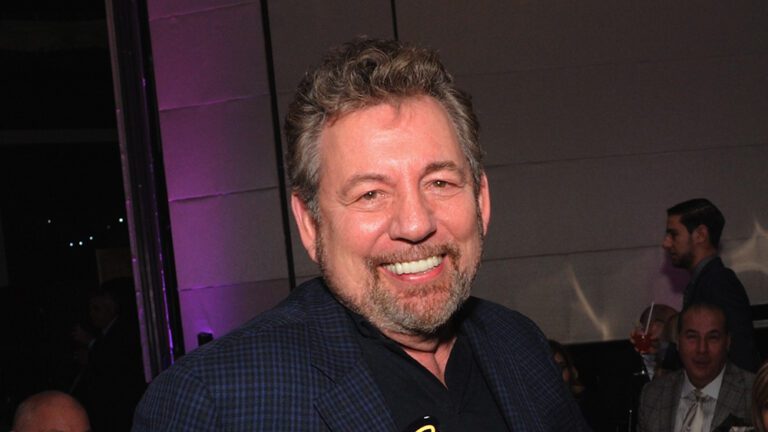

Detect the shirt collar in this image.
[690,254,716,281]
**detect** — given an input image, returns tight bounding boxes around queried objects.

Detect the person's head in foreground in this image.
[753,361,768,432]
[548,339,583,396]
[12,391,90,432]
[677,303,730,389]
[285,37,490,339]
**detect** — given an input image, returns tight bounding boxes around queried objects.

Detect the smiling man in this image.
[637,303,754,432]
[133,37,588,431]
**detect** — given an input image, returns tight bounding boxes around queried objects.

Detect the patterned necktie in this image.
[682,389,707,432]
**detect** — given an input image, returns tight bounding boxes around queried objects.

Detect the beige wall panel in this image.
[268,0,393,93]
[396,1,768,75]
[722,238,768,306]
[475,237,768,344]
[178,278,290,352]
[484,145,768,260]
[464,54,768,166]
[148,2,269,110]
[169,189,288,290]
[148,0,254,20]
[159,96,279,200]
[473,247,675,343]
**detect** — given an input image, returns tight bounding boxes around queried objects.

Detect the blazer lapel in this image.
[460,312,540,430]
[305,282,395,432]
[711,363,747,430]
[659,372,683,432]
[314,362,395,432]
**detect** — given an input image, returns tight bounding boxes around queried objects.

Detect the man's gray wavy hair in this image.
[284,37,483,219]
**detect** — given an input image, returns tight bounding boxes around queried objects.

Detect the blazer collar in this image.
[662,371,686,432]
[711,362,747,430]
[303,278,396,431]
[458,300,540,430]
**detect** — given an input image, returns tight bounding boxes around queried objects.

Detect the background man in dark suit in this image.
[71,278,145,432]
[637,303,754,432]
[662,198,760,372]
[132,38,589,431]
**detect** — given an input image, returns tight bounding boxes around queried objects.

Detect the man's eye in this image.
[433,180,448,188]
[360,191,379,200]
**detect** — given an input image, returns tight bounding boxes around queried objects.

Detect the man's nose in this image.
[388,190,436,243]
[662,236,671,249]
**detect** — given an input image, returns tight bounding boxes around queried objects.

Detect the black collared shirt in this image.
[348,311,509,432]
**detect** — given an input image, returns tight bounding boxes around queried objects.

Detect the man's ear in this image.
[291,194,319,262]
[692,224,709,245]
[478,173,491,235]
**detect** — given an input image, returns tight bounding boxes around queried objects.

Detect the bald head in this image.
[639,303,678,342]
[12,391,90,432]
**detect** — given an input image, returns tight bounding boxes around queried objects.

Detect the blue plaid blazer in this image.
[132,278,589,431]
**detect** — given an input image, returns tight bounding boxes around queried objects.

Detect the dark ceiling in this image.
[1,1,116,131]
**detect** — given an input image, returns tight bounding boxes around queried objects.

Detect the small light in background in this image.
[118,217,124,223]
[47,219,52,224]
[78,241,83,246]
[89,236,94,241]
[69,242,74,247]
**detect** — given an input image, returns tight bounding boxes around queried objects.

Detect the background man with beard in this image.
[662,198,759,372]
[133,38,588,431]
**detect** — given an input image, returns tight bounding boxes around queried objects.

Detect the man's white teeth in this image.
[385,256,442,275]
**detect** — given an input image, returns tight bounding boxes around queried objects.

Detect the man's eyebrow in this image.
[339,173,390,197]
[423,161,466,181]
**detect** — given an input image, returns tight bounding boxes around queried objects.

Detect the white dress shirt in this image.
[674,366,725,432]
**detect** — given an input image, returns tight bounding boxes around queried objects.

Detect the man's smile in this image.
[383,255,444,275]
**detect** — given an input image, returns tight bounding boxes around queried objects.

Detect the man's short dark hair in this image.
[667,198,725,248]
[677,302,729,335]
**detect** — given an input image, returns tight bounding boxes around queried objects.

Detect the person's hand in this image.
[629,326,660,355]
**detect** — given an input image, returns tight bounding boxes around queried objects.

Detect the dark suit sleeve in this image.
[695,266,759,372]
[132,364,219,431]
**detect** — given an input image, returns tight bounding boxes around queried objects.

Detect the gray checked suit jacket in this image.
[637,362,754,432]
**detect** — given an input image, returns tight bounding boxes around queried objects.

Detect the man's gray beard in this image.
[317,238,481,337]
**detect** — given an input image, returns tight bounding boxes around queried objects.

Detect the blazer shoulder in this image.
[724,363,755,389]
[160,283,330,371]
[640,369,680,399]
